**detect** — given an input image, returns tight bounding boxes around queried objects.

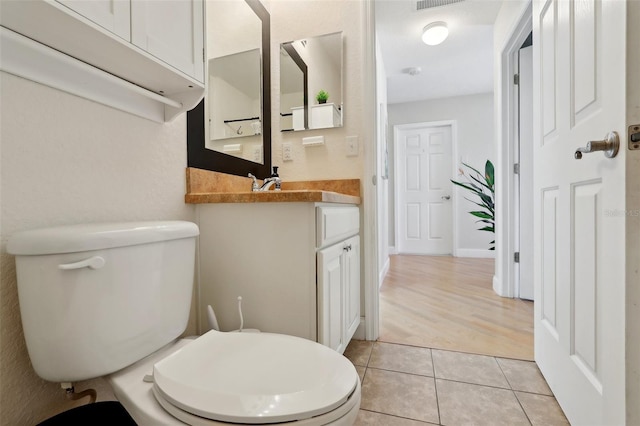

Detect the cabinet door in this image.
[317,243,345,353]
[56,0,130,40]
[131,0,204,82]
[343,236,360,343]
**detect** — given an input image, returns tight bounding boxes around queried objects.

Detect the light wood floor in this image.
[378,255,534,360]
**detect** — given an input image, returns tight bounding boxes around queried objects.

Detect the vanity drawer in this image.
[316,206,359,248]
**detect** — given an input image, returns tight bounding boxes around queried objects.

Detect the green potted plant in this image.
[316,89,329,104]
[451,160,495,250]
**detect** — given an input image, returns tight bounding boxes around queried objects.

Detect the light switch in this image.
[282,142,293,161]
[346,136,359,157]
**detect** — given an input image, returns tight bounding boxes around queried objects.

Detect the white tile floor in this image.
[344,340,569,426]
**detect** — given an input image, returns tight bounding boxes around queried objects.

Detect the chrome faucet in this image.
[248,173,281,192]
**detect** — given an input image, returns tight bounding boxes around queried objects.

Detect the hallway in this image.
[378,255,534,360]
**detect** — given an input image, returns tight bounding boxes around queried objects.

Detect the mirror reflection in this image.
[280,32,343,132]
[206,0,264,163]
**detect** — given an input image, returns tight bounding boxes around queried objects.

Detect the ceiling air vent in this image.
[416,0,465,11]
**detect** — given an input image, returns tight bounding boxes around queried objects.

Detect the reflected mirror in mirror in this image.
[280,32,343,132]
[207,0,264,163]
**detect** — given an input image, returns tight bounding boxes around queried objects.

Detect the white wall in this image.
[270,0,365,181]
[0,72,195,425]
[387,92,495,257]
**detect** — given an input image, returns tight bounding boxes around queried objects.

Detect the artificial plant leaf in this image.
[485,160,495,187]
[470,211,493,219]
[469,173,493,193]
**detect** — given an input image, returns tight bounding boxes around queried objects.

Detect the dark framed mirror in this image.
[187,0,271,178]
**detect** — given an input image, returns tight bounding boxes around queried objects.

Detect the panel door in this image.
[56,0,130,40]
[396,125,453,255]
[317,243,345,353]
[533,0,626,424]
[343,236,360,344]
[131,0,204,82]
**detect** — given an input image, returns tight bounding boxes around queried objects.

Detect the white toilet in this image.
[8,221,361,425]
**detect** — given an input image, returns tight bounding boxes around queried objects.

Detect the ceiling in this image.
[375,0,503,104]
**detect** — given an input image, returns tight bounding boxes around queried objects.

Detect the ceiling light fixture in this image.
[422,21,449,46]
[404,66,422,76]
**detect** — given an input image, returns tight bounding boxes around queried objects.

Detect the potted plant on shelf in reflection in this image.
[450,160,495,250]
[316,89,329,104]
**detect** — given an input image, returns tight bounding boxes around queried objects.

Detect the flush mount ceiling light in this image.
[403,66,422,76]
[422,21,449,46]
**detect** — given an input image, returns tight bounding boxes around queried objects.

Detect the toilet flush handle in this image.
[59,256,106,270]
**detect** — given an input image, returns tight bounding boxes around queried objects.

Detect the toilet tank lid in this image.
[7,221,199,255]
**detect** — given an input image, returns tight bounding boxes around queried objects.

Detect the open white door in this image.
[533,0,626,424]
[395,124,453,255]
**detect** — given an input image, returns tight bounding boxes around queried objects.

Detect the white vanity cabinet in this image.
[196,202,360,353]
[316,206,361,353]
[317,235,360,353]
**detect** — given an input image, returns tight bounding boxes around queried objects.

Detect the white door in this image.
[317,243,345,353]
[344,236,360,342]
[396,124,453,255]
[533,0,626,424]
[518,44,534,300]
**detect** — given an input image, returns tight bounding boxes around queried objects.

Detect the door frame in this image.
[393,120,458,256]
[495,2,532,298]
[515,42,534,300]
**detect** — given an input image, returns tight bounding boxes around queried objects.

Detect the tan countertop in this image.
[185,190,360,204]
[184,168,361,205]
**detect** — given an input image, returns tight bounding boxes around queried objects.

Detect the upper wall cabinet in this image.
[131,1,204,82]
[0,0,205,122]
[56,0,131,40]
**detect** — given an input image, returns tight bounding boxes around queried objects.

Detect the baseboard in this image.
[493,275,504,296]
[379,257,390,288]
[455,249,496,259]
[389,246,398,255]
[353,318,366,340]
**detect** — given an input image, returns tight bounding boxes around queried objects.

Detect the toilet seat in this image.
[108,332,361,425]
[152,377,361,426]
[151,330,359,424]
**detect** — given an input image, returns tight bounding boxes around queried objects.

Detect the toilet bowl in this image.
[8,221,360,425]
[109,333,361,425]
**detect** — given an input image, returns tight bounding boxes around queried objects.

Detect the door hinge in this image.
[514,252,520,263]
[203,48,205,62]
[514,73,520,85]
[514,163,520,174]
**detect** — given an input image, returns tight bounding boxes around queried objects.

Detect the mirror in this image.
[280,32,343,132]
[187,0,271,178]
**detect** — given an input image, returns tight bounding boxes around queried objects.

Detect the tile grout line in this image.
[494,355,534,425]
[358,408,434,424]
[430,348,443,426]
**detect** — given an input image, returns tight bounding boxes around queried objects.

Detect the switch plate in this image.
[282,142,293,161]
[346,136,359,157]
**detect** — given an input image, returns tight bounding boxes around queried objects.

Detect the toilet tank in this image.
[7,221,199,383]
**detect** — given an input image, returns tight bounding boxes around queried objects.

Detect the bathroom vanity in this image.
[189,172,361,354]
